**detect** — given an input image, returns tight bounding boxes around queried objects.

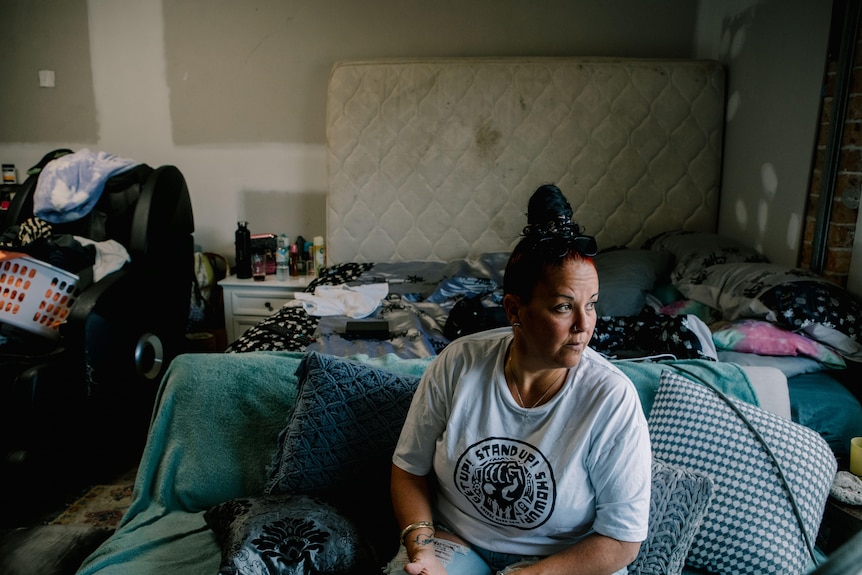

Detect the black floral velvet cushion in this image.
[204,494,363,575]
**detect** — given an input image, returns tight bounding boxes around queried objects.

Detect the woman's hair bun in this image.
[527,184,572,225]
[504,184,596,298]
[522,184,583,240]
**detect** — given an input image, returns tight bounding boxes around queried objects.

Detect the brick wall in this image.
[800,18,862,287]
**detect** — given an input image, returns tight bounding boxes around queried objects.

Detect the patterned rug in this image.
[49,467,137,530]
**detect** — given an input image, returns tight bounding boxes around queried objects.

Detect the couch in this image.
[75,350,837,575]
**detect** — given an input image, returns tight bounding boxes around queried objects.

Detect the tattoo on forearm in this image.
[410,533,435,547]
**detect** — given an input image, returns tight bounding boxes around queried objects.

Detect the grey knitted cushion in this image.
[627,459,713,575]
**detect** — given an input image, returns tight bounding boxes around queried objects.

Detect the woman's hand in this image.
[404,546,447,575]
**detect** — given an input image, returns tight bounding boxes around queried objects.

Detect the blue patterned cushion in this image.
[204,494,362,574]
[648,371,836,575]
[628,460,713,575]
[265,352,420,494]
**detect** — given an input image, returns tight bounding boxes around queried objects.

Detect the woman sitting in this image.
[387,184,651,575]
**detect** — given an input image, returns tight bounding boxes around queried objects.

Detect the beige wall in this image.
[695,0,832,269]
[1,0,835,280]
[0,0,697,258]
[162,0,697,146]
[0,0,97,143]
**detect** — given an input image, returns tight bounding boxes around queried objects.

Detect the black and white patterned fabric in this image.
[644,230,769,283]
[591,307,716,360]
[648,371,836,575]
[204,493,364,575]
[647,230,862,361]
[226,263,374,353]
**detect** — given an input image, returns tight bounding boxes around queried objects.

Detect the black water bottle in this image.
[235,221,252,279]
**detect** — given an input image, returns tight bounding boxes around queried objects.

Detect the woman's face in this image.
[508,258,598,370]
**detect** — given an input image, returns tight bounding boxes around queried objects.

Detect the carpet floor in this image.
[0,467,137,575]
[48,466,137,531]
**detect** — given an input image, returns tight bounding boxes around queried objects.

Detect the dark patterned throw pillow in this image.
[204,494,362,575]
[591,306,715,360]
[264,352,420,495]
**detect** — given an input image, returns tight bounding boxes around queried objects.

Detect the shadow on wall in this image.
[716,0,831,266]
[239,189,327,244]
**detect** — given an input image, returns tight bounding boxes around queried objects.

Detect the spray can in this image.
[313,236,326,277]
[235,221,252,279]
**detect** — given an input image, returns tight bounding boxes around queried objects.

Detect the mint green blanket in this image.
[76,352,756,575]
[77,351,307,575]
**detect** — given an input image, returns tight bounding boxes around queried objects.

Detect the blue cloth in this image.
[788,372,862,459]
[34,149,141,223]
[615,359,759,417]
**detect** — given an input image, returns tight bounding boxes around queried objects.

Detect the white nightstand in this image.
[219,274,312,343]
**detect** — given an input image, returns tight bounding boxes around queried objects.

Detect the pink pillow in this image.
[712,320,845,369]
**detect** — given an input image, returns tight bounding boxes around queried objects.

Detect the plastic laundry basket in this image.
[0,254,80,339]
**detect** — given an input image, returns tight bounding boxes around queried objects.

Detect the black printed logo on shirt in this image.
[454,438,556,529]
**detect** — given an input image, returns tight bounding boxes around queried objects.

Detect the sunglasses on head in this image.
[533,234,598,258]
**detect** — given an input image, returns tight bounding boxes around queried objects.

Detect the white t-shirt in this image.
[393,327,651,556]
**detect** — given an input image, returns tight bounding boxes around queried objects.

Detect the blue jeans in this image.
[383,538,540,575]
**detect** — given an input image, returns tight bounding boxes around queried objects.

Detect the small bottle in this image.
[276,234,290,281]
[252,253,266,281]
[2,164,16,186]
[235,221,252,279]
[288,244,299,277]
[304,241,314,276]
[294,235,307,276]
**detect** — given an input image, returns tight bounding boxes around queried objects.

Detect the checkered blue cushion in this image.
[648,371,836,575]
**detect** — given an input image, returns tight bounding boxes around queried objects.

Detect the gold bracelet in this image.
[399,521,435,545]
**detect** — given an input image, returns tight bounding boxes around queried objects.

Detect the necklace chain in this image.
[506,354,566,409]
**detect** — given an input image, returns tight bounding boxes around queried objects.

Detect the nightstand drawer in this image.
[219,274,312,344]
[229,291,293,317]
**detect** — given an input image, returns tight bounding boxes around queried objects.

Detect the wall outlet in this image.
[38,70,55,88]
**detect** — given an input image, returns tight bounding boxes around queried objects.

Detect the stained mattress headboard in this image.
[326,57,725,263]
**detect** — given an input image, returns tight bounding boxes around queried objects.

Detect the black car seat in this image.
[0,149,195,522]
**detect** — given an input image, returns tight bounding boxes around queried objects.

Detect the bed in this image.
[76,57,862,575]
[227,57,862,466]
